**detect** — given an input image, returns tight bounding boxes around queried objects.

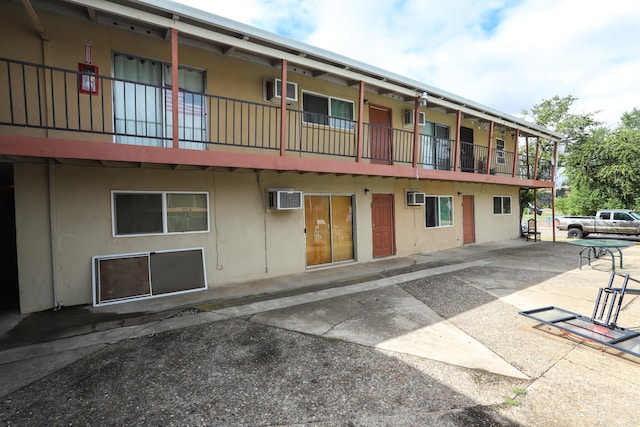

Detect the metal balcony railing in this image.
[0,57,552,181]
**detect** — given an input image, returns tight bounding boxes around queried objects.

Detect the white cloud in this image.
[176,0,640,127]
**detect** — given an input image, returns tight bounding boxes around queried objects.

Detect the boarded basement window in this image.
[92,248,206,306]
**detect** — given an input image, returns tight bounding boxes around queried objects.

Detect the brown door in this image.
[305,195,332,266]
[305,195,355,267]
[462,194,475,244]
[460,126,475,172]
[372,193,394,257]
[369,105,392,165]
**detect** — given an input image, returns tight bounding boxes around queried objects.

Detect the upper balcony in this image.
[0,57,553,185]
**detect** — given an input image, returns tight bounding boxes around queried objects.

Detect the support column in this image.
[525,137,530,179]
[412,97,420,168]
[511,129,519,177]
[486,121,494,174]
[356,81,364,162]
[551,140,559,183]
[533,137,540,180]
[454,110,462,172]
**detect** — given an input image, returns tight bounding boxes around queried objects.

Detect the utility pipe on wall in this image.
[49,161,61,310]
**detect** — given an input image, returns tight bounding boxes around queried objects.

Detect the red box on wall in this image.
[78,63,99,95]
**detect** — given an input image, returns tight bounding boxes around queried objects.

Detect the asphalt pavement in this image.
[1,233,640,426]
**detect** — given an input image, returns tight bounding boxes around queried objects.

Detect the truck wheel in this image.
[567,228,583,239]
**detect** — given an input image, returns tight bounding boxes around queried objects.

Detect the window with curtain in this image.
[302,91,354,130]
[425,195,454,228]
[113,53,207,149]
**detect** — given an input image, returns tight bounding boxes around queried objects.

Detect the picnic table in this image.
[568,239,635,272]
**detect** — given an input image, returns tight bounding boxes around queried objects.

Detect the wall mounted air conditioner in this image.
[403,110,426,126]
[267,189,303,211]
[265,78,298,103]
[406,191,426,206]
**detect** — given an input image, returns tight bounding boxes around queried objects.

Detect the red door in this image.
[463,195,475,244]
[372,193,394,257]
[369,105,392,165]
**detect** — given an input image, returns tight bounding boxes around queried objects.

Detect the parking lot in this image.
[1,238,640,426]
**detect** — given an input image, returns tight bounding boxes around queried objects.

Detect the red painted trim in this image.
[171,28,179,149]
[486,121,494,174]
[552,140,558,182]
[279,59,288,157]
[525,137,530,178]
[356,81,364,162]
[533,137,540,180]
[551,186,556,242]
[0,134,553,189]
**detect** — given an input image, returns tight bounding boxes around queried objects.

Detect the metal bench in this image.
[520,271,640,358]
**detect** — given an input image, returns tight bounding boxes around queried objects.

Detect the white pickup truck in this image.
[556,209,640,238]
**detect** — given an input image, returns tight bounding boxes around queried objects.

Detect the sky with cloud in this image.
[175,0,640,128]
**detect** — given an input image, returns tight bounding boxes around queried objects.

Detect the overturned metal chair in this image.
[520,271,640,358]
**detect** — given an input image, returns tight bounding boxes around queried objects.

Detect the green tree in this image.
[560,108,640,214]
[621,108,640,129]
[518,95,602,225]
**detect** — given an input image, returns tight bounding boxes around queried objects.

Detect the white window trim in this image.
[301,90,355,130]
[112,190,210,237]
[425,195,454,228]
[493,195,512,215]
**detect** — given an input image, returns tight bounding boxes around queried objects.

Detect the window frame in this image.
[421,122,451,170]
[301,90,355,130]
[112,190,210,237]
[112,52,208,149]
[425,195,454,228]
[493,196,512,215]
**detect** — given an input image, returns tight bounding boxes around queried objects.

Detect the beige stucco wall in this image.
[13,159,518,313]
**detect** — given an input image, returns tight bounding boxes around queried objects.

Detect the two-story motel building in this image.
[0,0,562,314]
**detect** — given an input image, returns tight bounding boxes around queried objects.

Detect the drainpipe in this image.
[412,97,420,168]
[171,27,179,148]
[23,0,59,307]
[49,161,61,310]
[279,59,288,156]
[21,0,52,133]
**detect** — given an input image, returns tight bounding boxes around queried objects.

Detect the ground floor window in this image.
[304,194,354,266]
[113,191,209,236]
[493,196,512,215]
[425,195,453,228]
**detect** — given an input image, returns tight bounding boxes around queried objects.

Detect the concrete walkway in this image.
[2,237,640,425]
